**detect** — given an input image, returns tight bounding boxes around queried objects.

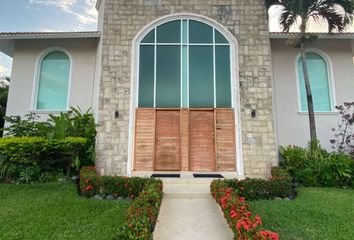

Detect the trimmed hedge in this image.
[116,180,163,240]
[80,166,149,199]
[217,169,295,201]
[79,167,164,240]
[211,181,279,240]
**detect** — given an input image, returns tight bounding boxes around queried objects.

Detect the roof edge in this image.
[270,32,354,40]
[0,31,101,40]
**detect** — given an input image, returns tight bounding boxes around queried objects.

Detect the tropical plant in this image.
[266,0,354,141]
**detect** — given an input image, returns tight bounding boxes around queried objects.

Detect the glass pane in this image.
[182,46,188,107]
[157,20,180,43]
[156,46,181,108]
[189,46,214,107]
[298,53,331,112]
[141,29,155,43]
[216,46,232,108]
[138,46,155,107]
[37,51,70,110]
[215,30,228,44]
[189,20,213,44]
[182,20,188,44]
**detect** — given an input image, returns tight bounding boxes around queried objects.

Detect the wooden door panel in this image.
[216,109,236,171]
[155,110,181,171]
[190,111,215,171]
[134,109,155,171]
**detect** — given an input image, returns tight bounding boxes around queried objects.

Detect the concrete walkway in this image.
[153,179,234,240]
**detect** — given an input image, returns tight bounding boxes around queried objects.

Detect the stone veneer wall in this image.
[96,0,277,178]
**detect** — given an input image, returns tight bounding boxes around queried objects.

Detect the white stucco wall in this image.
[271,38,354,150]
[6,38,99,119]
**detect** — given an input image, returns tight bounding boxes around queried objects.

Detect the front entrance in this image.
[133,109,236,172]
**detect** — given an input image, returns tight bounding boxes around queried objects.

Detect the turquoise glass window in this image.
[156,46,181,108]
[36,51,70,110]
[139,46,155,107]
[189,46,214,107]
[138,19,232,109]
[157,20,180,43]
[216,46,232,107]
[298,53,332,112]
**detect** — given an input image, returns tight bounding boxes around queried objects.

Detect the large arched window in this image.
[297,52,333,112]
[138,19,232,108]
[36,51,71,110]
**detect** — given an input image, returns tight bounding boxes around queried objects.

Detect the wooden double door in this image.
[134,109,236,172]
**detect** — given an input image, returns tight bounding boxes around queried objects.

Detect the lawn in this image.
[0,182,131,240]
[250,187,354,240]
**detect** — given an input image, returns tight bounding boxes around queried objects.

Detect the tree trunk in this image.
[300,42,317,141]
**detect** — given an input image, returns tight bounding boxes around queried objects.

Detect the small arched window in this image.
[138,19,232,108]
[36,51,70,110]
[297,52,333,112]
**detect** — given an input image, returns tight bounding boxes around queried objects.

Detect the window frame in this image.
[137,18,232,109]
[295,49,337,114]
[32,47,73,113]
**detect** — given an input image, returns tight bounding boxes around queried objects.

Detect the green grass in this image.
[0,182,131,240]
[250,187,354,240]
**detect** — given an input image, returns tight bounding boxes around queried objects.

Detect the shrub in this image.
[218,171,295,201]
[279,141,353,187]
[211,180,278,240]
[0,137,87,182]
[3,107,97,166]
[79,166,149,198]
[116,180,163,240]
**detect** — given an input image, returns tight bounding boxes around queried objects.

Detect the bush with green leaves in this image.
[80,166,149,198]
[279,141,353,187]
[3,107,97,166]
[0,136,87,183]
[213,169,295,201]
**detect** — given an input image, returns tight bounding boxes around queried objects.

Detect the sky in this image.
[0,1,353,77]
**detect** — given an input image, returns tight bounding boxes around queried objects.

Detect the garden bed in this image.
[80,167,164,240]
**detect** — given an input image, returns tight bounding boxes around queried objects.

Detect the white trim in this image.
[128,13,244,177]
[295,48,337,113]
[0,32,101,40]
[31,47,73,112]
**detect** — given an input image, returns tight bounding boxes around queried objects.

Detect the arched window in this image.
[138,19,232,108]
[36,51,70,110]
[297,52,333,112]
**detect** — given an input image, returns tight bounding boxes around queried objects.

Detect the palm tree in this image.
[266,0,354,141]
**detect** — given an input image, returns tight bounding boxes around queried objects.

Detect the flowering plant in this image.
[211,180,279,240]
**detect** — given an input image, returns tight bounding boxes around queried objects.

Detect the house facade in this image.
[0,0,353,178]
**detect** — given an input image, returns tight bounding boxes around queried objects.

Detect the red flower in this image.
[255,215,262,225]
[245,211,252,217]
[85,184,94,191]
[230,210,238,219]
[131,195,135,200]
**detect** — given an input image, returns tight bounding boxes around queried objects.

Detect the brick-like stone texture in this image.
[96,0,277,178]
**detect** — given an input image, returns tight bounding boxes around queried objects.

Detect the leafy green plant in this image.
[280,141,353,187]
[0,137,86,182]
[3,113,51,137]
[115,180,164,240]
[17,166,39,184]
